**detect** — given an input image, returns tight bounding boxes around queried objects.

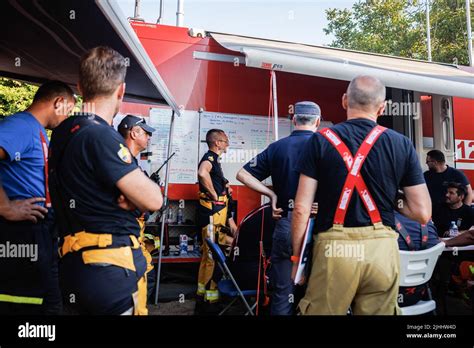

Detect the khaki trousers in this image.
[299,224,401,315]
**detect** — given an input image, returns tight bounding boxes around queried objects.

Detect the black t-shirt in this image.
[432,203,474,236]
[297,118,425,233]
[198,150,227,196]
[50,114,140,237]
[243,130,313,211]
[424,166,470,209]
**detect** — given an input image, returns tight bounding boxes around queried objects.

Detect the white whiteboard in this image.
[199,111,292,185]
[115,110,325,186]
[148,108,200,184]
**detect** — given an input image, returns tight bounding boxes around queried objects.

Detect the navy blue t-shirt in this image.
[243,130,314,211]
[50,114,140,236]
[395,212,440,250]
[0,112,48,204]
[424,166,470,209]
[297,118,425,233]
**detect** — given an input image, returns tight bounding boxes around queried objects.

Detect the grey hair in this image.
[294,114,319,126]
[347,75,386,110]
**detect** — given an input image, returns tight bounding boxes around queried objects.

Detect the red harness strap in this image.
[39,131,51,208]
[319,125,387,226]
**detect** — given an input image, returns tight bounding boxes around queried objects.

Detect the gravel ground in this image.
[147,294,472,316]
[149,299,196,315]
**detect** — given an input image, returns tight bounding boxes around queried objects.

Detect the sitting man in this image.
[424,149,472,211]
[394,211,441,307]
[433,182,474,237]
[431,183,474,314]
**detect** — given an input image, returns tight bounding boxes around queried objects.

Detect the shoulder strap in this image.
[395,218,416,251]
[420,223,429,250]
[319,125,387,226]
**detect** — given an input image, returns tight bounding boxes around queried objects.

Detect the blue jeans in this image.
[270,213,295,315]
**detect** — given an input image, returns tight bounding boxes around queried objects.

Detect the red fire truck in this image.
[121,22,474,220]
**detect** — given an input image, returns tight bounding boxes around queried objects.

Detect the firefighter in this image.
[291,75,431,315]
[236,101,321,315]
[0,81,75,314]
[118,114,158,300]
[196,129,236,306]
[49,46,163,315]
[117,115,155,165]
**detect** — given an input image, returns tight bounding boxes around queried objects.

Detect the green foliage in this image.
[0,78,38,116]
[324,0,473,65]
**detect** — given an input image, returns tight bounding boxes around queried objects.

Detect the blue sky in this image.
[117,0,358,46]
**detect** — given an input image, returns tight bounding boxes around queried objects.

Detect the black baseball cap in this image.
[118,115,156,134]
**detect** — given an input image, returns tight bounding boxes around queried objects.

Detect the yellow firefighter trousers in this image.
[61,218,152,315]
[298,224,401,315]
[197,195,229,302]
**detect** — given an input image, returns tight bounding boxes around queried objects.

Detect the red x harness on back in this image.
[319,125,387,227]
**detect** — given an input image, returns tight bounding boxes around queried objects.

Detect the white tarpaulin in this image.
[211,32,474,99]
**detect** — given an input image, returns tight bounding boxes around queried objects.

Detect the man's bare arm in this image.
[236,168,282,218]
[0,146,48,222]
[291,174,318,259]
[464,184,473,205]
[444,229,474,247]
[291,174,317,284]
[197,161,218,201]
[0,147,7,160]
[0,186,48,223]
[116,168,163,212]
[399,183,432,224]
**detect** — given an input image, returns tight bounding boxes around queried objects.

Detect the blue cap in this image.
[294,101,321,117]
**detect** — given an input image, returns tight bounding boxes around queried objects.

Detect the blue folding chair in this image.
[205,238,257,315]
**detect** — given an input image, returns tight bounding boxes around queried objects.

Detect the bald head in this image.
[346,75,386,113]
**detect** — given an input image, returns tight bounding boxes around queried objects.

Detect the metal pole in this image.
[134,0,140,18]
[154,110,176,305]
[271,70,279,141]
[157,0,164,24]
[467,0,473,66]
[176,0,184,27]
[129,0,144,22]
[426,0,432,62]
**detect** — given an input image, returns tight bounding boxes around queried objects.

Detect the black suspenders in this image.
[395,218,429,251]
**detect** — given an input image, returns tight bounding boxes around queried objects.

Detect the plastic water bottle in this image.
[177,208,184,224]
[449,221,459,237]
[179,234,188,255]
[167,209,174,224]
